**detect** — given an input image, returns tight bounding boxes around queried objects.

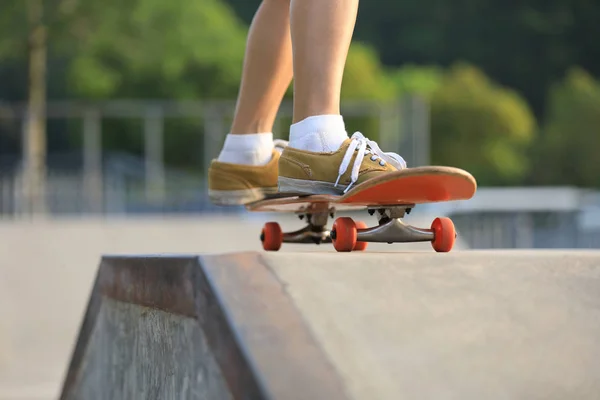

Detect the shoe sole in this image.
[278,176,346,196]
[209,187,278,206]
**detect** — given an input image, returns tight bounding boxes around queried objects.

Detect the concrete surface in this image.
[61,251,600,400]
[269,251,600,400]
[66,298,233,400]
[0,212,455,400]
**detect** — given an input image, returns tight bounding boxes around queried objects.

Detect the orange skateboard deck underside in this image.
[247,166,477,213]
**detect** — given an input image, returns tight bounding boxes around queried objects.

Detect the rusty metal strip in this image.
[97,255,199,317]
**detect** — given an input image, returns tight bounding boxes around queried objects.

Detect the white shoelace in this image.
[334,132,407,193]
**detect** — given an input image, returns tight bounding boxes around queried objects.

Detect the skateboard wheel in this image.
[331,217,357,252]
[353,221,368,251]
[430,217,456,253]
[261,222,283,251]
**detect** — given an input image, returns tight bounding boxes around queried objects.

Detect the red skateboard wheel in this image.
[261,222,283,251]
[331,217,357,252]
[353,221,368,251]
[430,217,456,252]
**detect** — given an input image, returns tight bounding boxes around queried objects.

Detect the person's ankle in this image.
[217,132,274,165]
[289,115,348,152]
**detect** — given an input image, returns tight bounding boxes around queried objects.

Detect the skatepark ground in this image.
[1,213,600,399]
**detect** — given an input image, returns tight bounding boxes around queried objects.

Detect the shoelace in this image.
[334,132,407,193]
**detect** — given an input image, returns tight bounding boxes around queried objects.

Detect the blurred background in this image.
[1,1,600,398]
[1,0,600,248]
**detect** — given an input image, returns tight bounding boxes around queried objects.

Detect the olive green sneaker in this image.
[208,139,289,205]
[208,149,281,205]
[278,132,407,195]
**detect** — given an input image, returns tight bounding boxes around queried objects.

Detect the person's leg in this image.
[209,0,292,205]
[278,0,407,195]
[210,0,407,205]
[230,0,293,136]
[217,0,293,166]
[290,0,358,123]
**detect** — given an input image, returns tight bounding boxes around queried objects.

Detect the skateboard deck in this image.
[247,166,477,253]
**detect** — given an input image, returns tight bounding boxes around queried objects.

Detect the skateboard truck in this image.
[260,204,457,253]
[339,206,433,244]
[261,205,334,250]
[353,219,434,244]
[282,210,332,245]
[357,206,432,244]
[260,224,331,246]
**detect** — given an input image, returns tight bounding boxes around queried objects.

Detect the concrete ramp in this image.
[60,251,600,400]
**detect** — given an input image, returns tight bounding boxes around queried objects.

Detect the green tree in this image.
[389,64,444,98]
[224,0,600,120]
[531,67,600,188]
[341,42,397,101]
[337,42,401,141]
[351,0,599,118]
[66,0,248,100]
[62,0,250,169]
[430,63,536,185]
[0,0,59,213]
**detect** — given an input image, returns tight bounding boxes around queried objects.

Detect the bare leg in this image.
[210,0,292,205]
[210,0,407,205]
[290,0,359,123]
[230,0,293,135]
[277,0,407,196]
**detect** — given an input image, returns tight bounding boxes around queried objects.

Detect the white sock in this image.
[217,132,274,165]
[289,115,349,153]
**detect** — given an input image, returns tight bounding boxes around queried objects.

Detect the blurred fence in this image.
[0,97,429,215]
[2,98,600,250]
[442,187,600,249]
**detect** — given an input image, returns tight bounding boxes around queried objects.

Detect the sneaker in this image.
[278,131,407,195]
[208,149,281,205]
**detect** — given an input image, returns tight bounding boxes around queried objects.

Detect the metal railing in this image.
[3,99,600,250]
[0,96,431,217]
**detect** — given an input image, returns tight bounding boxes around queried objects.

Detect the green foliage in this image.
[339,42,401,141]
[531,67,600,187]
[66,0,248,99]
[388,64,444,98]
[61,0,250,167]
[2,0,599,188]
[225,0,600,116]
[0,0,26,59]
[341,42,397,101]
[430,63,536,185]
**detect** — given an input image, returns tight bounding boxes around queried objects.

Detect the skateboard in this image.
[246,166,477,253]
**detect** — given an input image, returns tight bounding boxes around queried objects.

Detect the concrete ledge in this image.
[61,251,600,400]
[60,253,348,400]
